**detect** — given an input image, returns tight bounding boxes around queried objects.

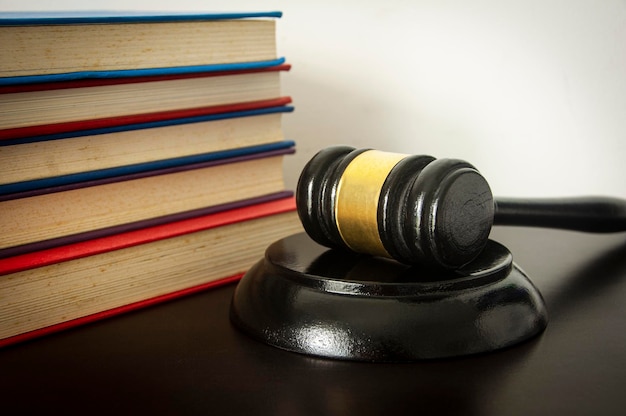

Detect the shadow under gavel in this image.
[297,145,626,269]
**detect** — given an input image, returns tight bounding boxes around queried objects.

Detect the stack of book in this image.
[0,11,303,347]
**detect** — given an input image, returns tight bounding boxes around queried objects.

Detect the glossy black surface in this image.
[230,233,547,361]
[1,227,626,415]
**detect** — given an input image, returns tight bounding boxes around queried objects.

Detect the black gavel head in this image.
[296,146,495,269]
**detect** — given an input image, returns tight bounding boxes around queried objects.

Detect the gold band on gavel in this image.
[335,150,408,257]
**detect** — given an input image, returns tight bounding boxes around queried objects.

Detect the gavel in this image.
[296,145,626,269]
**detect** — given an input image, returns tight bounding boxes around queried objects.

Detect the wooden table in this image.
[2,226,625,415]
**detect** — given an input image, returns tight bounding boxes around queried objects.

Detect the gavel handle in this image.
[494,196,626,232]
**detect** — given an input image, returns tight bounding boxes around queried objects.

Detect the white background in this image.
[3,0,625,198]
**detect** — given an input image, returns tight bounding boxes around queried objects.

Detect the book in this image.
[0,10,301,350]
[0,95,292,143]
[0,65,290,135]
[0,197,303,347]
[0,144,294,254]
[0,104,293,193]
[0,11,283,81]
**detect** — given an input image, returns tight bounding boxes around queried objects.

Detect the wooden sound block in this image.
[230,233,548,362]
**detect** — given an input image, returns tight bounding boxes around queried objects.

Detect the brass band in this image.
[334,150,407,257]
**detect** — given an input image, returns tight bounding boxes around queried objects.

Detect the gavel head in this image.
[296,146,495,269]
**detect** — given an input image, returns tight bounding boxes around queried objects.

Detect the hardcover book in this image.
[0,144,295,254]
[0,11,283,82]
[0,65,291,135]
[0,117,294,194]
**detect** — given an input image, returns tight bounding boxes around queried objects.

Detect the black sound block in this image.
[230,233,548,361]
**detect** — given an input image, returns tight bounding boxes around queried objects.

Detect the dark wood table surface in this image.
[2,226,625,415]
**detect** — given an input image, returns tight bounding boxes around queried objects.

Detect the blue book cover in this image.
[0,59,287,86]
[0,11,282,25]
